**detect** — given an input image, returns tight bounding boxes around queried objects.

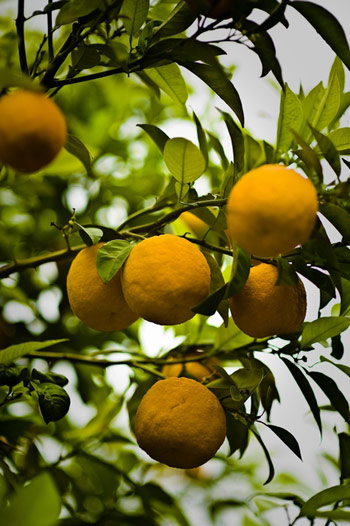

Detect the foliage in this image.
[0,1,350,525]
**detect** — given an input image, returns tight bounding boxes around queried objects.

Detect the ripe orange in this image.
[134,377,226,468]
[66,243,138,331]
[229,263,307,338]
[0,90,67,173]
[121,234,211,325]
[227,164,318,257]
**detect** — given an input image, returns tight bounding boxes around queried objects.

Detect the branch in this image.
[0,245,84,279]
[48,66,127,88]
[16,0,28,75]
[124,197,228,234]
[47,0,54,63]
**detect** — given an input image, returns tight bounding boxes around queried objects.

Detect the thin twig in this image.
[16,0,28,75]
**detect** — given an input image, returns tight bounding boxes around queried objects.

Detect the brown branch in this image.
[16,0,28,75]
[0,245,84,279]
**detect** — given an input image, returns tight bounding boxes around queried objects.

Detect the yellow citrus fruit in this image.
[184,0,232,19]
[161,352,218,381]
[121,234,211,325]
[229,263,306,338]
[134,377,226,468]
[0,90,67,173]
[227,164,318,257]
[66,243,138,331]
[180,211,207,237]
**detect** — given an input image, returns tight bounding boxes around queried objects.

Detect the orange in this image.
[134,377,226,468]
[121,235,211,325]
[227,164,318,257]
[66,243,138,331]
[229,263,306,338]
[0,90,67,173]
[161,352,218,381]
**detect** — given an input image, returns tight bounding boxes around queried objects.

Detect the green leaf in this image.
[329,56,345,93]
[193,112,208,168]
[225,413,249,456]
[339,432,350,481]
[299,485,350,519]
[328,127,350,155]
[163,137,206,184]
[308,370,350,423]
[182,62,244,126]
[251,426,275,485]
[248,29,284,88]
[200,251,229,325]
[0,68,40,91]
[0,339,68,365]
[310,126,341,177]
[36,382,71,423]
[154,2,197,39]
[309,68,341,132]
[291,2,350,69]
[263,423,302,459]
[331,334,344,359]
[225,245,250,298]
[122,0,149,36]
[292,256,336,299]
[231,367,264,392]
[319,356,350,379]
[292,130,323,181]
[138,124,169,153]
[0,472,61,526]
[31,368,68,387]
[65,134,92,175]
[275,258,299,286]
[276,83,303,154]
[75,223,103,246]
[319,203,350,243]
[281,357,322,436]
[96,240,134,283]
[220,110,244,173]
[301,316,350,348]
[192,283,227,317]
[56,0,101,25]
[146,63,187,105]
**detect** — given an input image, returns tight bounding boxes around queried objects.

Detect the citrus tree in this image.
[0,1,350,525]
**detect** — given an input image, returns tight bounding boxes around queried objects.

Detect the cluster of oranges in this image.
[0,89,319,469]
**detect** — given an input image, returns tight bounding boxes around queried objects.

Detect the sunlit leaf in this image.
[301,316,350,348]
[328,127,350,155]
[299,485,350,519]
[146,63,188,105]
[122,0,149,36]
[310,126,341,177]
[276,83,303,154]
[0,472,61,526]
[96,240,134,283]
[164,137,206,184]
[0,340,68,365]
